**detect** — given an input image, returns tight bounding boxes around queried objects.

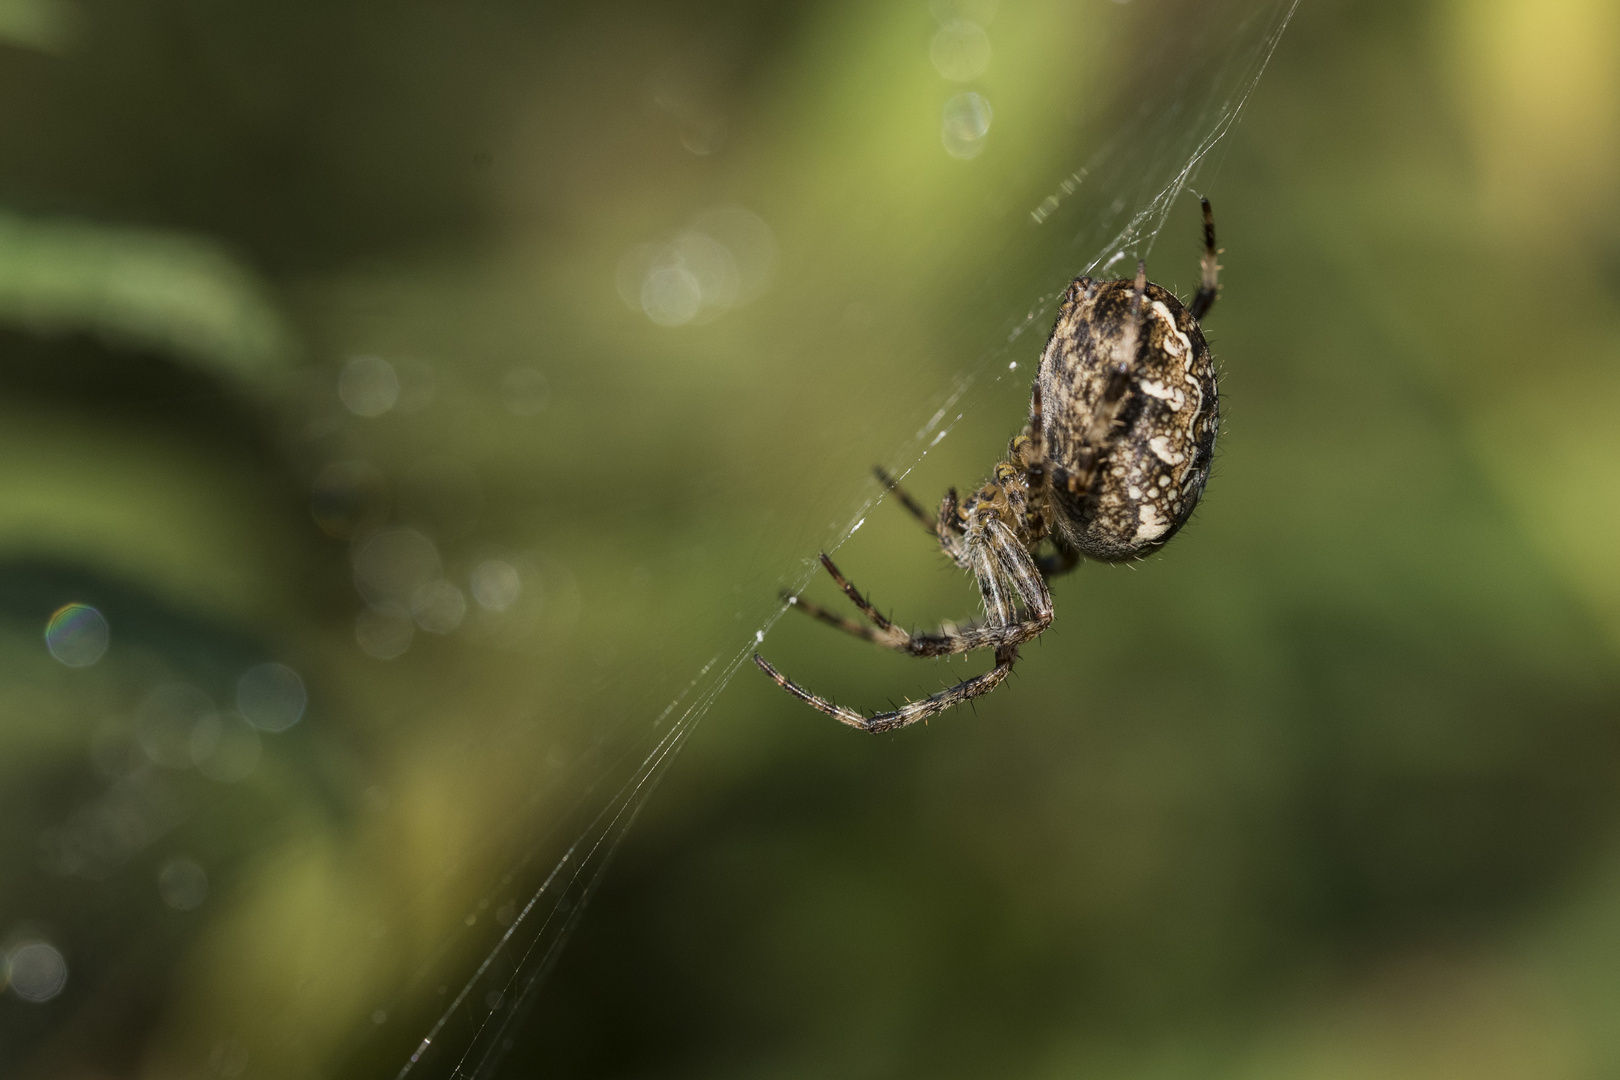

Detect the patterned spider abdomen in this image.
[1036,275,1218,561]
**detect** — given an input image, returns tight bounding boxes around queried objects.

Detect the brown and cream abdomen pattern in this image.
[1036,278,1218,561]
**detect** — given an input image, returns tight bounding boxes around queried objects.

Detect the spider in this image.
[755,198,1222,733]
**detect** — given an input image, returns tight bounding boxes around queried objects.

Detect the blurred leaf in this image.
[0,210,297,381]
[0,0,79,54]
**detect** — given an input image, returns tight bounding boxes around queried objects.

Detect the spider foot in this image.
[753,654,873,731]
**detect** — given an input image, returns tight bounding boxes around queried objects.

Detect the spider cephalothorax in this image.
[756,199,1222,732]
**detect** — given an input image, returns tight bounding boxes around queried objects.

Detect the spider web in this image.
[368,2,1301,1075]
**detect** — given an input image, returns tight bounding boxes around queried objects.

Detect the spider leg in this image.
[1023,383,1047,484]
[811,552,906,639]
[789,543,1049,659]
[873,466,935,534]
[778,591,892,647]
[983,515,1052,622]
[1189,196,1221,321]
[1114,259,1148,375]
[1012,385,1054,541]
[753,646,1019,734]
[760,520,1050,728]
[936,488,969,567]
[782,553,991,655]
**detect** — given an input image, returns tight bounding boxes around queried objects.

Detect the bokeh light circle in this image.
[158,858,209,911]
[942,91,993,159]
[411,581,467,634]
[640,265,703,326]
[353,527,442,606]
[236,663,307,732]
[356,606,414,659]
[618,205,776,328]
[671,231,740,308]
[339,355,400,417]
[690,205,777,303]
[470,560,522,611]
[44,604,109,667]
[8,941,67,1002]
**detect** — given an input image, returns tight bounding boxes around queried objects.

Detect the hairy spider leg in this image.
[1021,383,1048,491]
[873,466,936,534]
[1007,384,1056,543]
[777,590,884,646]
[755,646,1018,734]
[784,544,1048,659]
[1189,197,1221,322]
[756,518,1052,731]
[788,381,1065,657]
[995,382,1083,579]
[1113,260,1149,381]
[778,553,907,649]
[937,487,969,566]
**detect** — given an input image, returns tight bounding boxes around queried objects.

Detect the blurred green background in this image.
[2,0,1620,1077]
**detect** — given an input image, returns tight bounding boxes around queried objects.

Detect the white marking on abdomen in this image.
[1138,379,1186,411]
[1151,301,1192,359]
[1134,503,1171,543]
[1152,299,1205,420]
[1148,436,1184,465]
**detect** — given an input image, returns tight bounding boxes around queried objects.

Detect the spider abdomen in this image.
[1037,277,1218,561]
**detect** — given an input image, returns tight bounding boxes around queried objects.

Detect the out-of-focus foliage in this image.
[0,212,294,378]
[1,1,1618,1078]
